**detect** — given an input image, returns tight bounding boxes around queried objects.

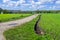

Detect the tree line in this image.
[0,8,60,14]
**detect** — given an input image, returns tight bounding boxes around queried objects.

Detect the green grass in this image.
[4,14,60,40]
[39,14,60,40]
[4,16,49,40]
[4,14,54,40]
[0,14,32,22]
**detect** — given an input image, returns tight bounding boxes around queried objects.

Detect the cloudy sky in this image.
[0,0,60,11]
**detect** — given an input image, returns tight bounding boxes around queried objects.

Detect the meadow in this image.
[0,14,32,22]
[3,13,60,40]
[40,14,60,40]
[4,16,43,40]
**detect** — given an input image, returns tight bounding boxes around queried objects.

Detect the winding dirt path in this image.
[0,14,38,40]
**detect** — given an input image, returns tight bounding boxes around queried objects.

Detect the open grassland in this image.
[3,16,43,40]
[3,14,60,40]
[0,14,32,22]
[40,14,60,40]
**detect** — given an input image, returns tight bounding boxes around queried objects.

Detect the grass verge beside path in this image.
[0,14,32,23]
[39,14,60,40]
[4,15,44,40]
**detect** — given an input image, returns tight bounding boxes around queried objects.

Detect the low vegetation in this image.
[3,16,42,40]
[0,14,32,22]
[3,14,60,40]
[40,14,60,40]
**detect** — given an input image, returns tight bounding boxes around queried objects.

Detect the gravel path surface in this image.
[0,14,38,40]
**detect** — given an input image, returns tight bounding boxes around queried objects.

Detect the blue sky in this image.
[0,0,60,11]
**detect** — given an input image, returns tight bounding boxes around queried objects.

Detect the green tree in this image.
[0,8,3,14]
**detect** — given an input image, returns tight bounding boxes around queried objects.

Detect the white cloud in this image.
[52,6,56,9]
[35,2,42,4]
[15,0,25,6]
[8,1,16,7]
[3,0,26,7]
[51,5,60,10]
[37,0,55,4]
[21,4,31,6]
[18,0,25,4]
[2,0,60,10]
[55,0,60,4]
[38,0,54,2]
[3,0,10,3]
[31,0,35,4]
[3,0,54,7]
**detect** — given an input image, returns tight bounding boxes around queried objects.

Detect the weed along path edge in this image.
[0,14,39,40]
[34,15,45,35]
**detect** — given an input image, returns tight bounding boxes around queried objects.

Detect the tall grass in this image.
[0,14,32,22]
[40,14,60,40]
[4,16,41,40]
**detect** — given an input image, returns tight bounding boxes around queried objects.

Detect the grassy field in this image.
[0,14,32,22]
[39,14,60,40]
[3,14,60,40]
[3,16,43,40]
